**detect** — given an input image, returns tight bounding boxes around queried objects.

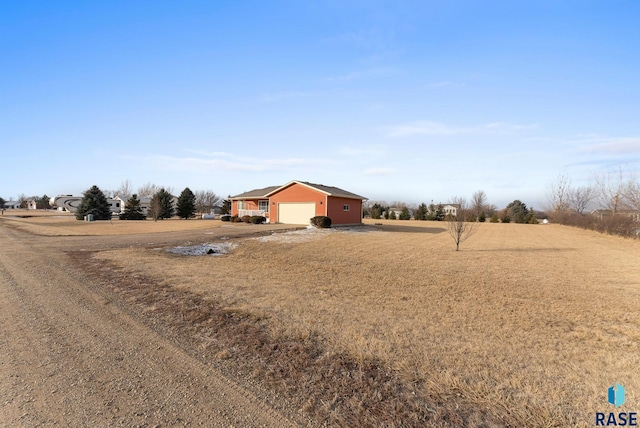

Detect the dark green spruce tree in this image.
[76,185,111,220]
[150,188,175,220]
[176,187,196,219]
[119,194,146,220]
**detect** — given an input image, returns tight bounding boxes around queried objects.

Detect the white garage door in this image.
[278,203,316,225]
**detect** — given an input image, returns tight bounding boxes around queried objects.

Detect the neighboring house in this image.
[113,195,155,215]
[231,180,367,225]
[442,204,460,217]
[51,195,124,215]
[27,199,38,210]
[52,194,179,215]
[385,207,404,219]
[3,201,20,209]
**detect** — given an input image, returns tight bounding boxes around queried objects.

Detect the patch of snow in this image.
[255,225,379,243]
[167,242,237,256]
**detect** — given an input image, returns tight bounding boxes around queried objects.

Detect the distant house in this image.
[231,180,367,225]
[3,201,20,209]
[113,195,154,215]
[27,199,38,210]
[51,195,125,215]
[442,204,460,217]
[384,207,404,219]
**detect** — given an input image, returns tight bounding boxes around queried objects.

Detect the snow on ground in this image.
[166,226,378,254]
[167,242,237,256]
[254,225,379,244]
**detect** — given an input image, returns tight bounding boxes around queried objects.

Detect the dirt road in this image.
[0,223,298,427]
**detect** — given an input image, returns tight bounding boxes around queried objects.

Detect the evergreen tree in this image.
[414,203,428,220]
[37,194,51,209]
[389,210,397,220]
[399,206,411,220]
[434,204,445,221]
[150,188,175,220]
[119,194,146,220]
[177,187,196,219]
[220,196,231,215]
[505,200,533,223]
[370,203,384,219]
[76,185,111,220]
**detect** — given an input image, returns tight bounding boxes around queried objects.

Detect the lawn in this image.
[31,215,640,425]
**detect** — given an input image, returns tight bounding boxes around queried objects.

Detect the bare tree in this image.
[445,197,478,251]
[138,182,162,198]
[116,179,134,200]
[471,190,487,220]
[594,168,627,214]
[625,173,640,212]
[546,172,572,214]
[147,195,163,222]
[568,186,595,214]
[194,190,221,214]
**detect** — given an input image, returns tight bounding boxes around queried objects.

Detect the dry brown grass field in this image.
[0,209,253,236]
[8,213,640,426]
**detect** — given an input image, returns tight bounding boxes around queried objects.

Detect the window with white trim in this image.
[238,200,246,210]
[343,204,350,211]
[259,200,269,212]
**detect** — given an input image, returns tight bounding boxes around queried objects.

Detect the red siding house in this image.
[231,181,366,225]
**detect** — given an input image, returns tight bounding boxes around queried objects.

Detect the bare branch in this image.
[445,198,478,251]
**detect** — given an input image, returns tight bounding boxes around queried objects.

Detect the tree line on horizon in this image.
[364,190,540,224]
[546,167,640,238]
[69,181,230,222]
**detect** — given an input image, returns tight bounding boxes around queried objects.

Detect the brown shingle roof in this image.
[231,186,280,199]
[233,181,367,201]
[294,181,367,200]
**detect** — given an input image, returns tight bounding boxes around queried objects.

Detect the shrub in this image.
[220,215,231,222]
[231,215,242,223]
[249,215,266,224]
[241,215,251,223]
[310,216,332,228]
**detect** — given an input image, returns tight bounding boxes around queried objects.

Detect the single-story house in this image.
[3,201,21,209]
[231,180,367,225]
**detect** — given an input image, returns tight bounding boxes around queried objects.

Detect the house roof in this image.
[265,180,367,200]
[231,186,280,199]
[232,181,367,200]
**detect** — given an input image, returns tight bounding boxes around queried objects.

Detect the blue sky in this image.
[2,1,639,209]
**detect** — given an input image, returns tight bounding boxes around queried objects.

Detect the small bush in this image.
[231,215,242,223]
[220,215,231,222]
[310,216,332,228]
[241,215,251,223]
[249,215,266,224]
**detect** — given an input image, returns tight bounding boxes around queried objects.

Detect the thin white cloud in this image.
[139,153,312,173]
[364,167,396,175]
[384,120,470,137]
[258,91,314,102]
[338,144,386,157]
[384,120,537,138]
[426,80,470,88]
[324,67,395,83]
[483,122,538,133]
[579,137,640,154]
